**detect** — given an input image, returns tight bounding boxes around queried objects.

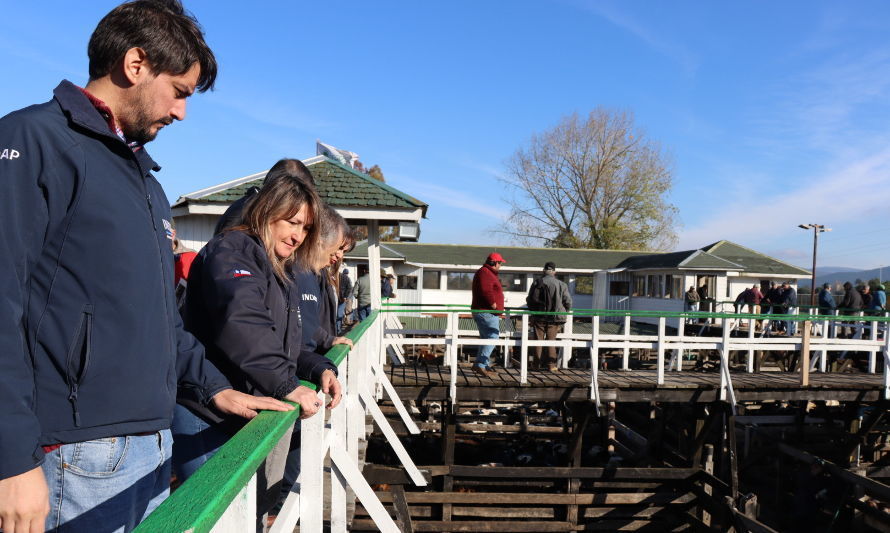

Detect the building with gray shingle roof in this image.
[171,155,427,252]
[345,240,809,320]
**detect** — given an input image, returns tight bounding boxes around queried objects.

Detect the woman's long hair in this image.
[305,205,355,293]
[236,159,321,281]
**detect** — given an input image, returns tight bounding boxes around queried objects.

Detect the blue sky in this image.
[2,1,890,271]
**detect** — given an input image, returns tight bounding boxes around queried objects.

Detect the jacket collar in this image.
[53,80,161,173]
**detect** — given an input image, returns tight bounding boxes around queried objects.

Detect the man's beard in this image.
[121,86,171,145]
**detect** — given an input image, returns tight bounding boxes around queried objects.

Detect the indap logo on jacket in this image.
[0,148,21,159]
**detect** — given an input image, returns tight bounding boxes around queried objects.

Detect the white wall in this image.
[173,214,218,253]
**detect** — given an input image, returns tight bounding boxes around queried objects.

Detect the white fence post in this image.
[623,315,631,371]
[520,313,529,384]
[210,474,256,533]
[657,316,665,386]
[299,392,327,532]
[590,314,601,415]
[562,315,574,368]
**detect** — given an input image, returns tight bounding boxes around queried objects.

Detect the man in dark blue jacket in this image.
[0,2,291,531]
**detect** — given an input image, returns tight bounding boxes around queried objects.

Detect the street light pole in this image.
[798,224,831,307]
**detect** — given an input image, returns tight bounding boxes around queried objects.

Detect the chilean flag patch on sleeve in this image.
[232,269,253,278]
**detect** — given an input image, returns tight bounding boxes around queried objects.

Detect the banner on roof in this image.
[316,140,360,169]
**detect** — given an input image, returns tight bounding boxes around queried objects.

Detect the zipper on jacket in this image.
[133,161,177,371]
[66,304,93,427]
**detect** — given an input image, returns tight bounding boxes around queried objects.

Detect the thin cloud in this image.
[572,2,698,74]
[389,178,509,221]
[678,145,890,250]
[0,36,82,79]
[206,92,337,133]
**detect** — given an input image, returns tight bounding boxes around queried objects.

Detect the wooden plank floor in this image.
[387,363,886,403]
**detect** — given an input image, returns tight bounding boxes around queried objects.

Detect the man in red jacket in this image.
[471,252,506,377]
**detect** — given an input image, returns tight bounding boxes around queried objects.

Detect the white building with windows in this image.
[345,240,810,323]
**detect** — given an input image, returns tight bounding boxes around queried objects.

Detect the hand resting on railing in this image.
[210,389,295,420]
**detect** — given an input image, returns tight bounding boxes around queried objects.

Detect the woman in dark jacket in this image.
[172,159,342,517]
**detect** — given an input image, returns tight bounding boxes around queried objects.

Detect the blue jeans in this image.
[42,429,172,533]
[785,308,798,336]
[473,312,501,369]
[171,404,230,481]
[171,404,294,522]
[356,304,371,322]
[336,301,346,333]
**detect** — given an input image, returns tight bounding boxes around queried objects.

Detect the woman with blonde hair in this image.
[172,159,342,520]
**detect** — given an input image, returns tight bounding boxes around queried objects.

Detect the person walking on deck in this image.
[471,252,506,378]
[781,282,799,336]
[526,262,572,371]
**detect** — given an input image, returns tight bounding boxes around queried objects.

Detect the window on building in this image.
[446,271,474,291]
[665,275,682,299]
[500,273,526,292]
[632,275,646,297]
[647,275,663,298]
[576,275,594,295]
[423,270,441,290]
[610,281,629,296]
[697,274,717,300]
[397,275,418,290]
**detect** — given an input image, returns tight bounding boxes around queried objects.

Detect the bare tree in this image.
[500,108,678,251]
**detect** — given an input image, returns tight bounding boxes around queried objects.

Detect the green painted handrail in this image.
[378,305,890,323]
[135,311,379,533]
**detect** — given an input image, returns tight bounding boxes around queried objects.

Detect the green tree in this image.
[499,108,678,250]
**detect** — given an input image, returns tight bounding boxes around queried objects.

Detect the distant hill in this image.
[802,267,886,289]
[818,266,863,274]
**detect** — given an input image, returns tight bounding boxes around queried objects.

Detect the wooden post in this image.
[702,444,715,526]
[605,401,616,453]
[801,319,811,387]
[441,400,456,521]
[725,404,739,500]
[566,403,591,527]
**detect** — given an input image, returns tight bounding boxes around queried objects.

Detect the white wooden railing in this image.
[380,306,890,416]
[136,311,426,533]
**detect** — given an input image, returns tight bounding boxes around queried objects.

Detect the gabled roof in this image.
[618,249,744,271]
[346,240,809,277]
[346,241,407,261]
[173,156,427,216]
[703,240,811,276]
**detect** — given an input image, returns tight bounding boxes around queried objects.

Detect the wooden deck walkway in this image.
[387,363,886,403]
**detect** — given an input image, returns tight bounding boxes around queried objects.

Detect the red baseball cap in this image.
[487,252,506,263]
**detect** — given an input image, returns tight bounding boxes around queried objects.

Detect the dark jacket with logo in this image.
[181,231,336,425]
[0,81,230,479]
[293,268,335,353]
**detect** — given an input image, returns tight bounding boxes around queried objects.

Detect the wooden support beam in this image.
[566,403,592,527]
[725,405,739,500]
[691,405,721,468]
[777,442,890,501]
[841,400,889,463]
[444,465,699,479]
[442,400,456,522]
[374,491,697,505]
[391,484,414,533]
